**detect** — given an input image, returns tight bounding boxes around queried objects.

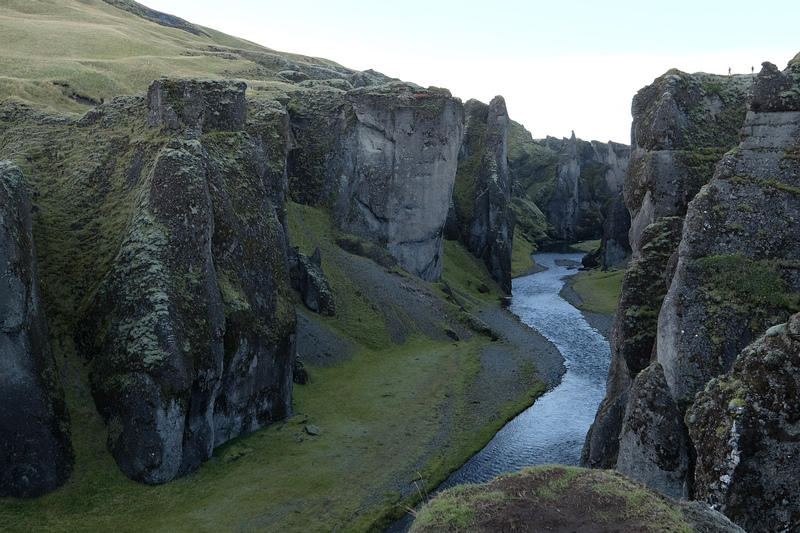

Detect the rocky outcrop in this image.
[687,313,800,532]
[410,465,743,533]
[0,162,73,497]
[598,191,630,268]
[447,98,514,293]
[657,61,800,404]
[617,363,691,500]
[540,133,630,241]
[583,69,752,471]
[289,247,335,316]
[587,57,800,529]
[288,82,463,282]
[85,80,295,484]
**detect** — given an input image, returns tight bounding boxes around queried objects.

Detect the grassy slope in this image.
[0,197,550,533]
[409,465,700,533]
[565,241,625,316]
[0,0,339,112]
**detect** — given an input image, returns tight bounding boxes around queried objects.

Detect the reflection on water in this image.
[438,252,611,488]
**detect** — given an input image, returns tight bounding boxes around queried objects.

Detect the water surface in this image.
[438,252,612,488]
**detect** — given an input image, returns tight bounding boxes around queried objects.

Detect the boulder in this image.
[0,161,73,497]
[687,312,800,532]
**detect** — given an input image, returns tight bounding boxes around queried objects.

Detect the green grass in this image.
[0,0,343,112]
[570,268,625,315]
[411,466,697,533]
[569,239,601,253]
[510,226,538,278]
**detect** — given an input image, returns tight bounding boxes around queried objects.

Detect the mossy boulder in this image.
[687,312,800,532]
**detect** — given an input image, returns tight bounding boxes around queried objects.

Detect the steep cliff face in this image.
[587,57,800,529]
[0,79,297,487]
[540,133,630,241]
[79,79,296,484]
[0,162,73,497]
[448,98,514,293]
[583,69,752,470]
[288,82,463,282]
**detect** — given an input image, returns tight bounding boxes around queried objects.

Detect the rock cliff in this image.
[587,56,800,531]
[0,162,73,497]
[288,82,463,282]
[448,97,514,293]
[687,313,800,532]
[583,69,752,470]
[0,79,298,487]
[538,133,629,241]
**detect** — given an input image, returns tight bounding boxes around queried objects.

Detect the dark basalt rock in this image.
[583,68,753,472]
[687,313,800,532]
[0,161,73,497]
[616,363,691,500]
[147,78,247,139]
[77,80,296,484]
[290,247,335,316]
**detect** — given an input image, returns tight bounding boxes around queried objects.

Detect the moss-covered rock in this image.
[687,312,800,532]
[410,465,742,533]
[0,161,73,497]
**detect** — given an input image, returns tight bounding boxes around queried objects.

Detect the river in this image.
[438,251,612,488]
[387,251,612,532]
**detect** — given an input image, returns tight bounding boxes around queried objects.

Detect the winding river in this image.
[439,251,612,487]
[387,251,612,532]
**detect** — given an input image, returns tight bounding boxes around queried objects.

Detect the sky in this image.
[141,0,799,144]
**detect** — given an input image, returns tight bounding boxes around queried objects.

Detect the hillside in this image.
[0,0,359,112]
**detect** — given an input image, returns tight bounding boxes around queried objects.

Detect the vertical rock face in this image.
[583,69,752,471]
[598,191,631,268]
[288,82,463,282]
[589,56,800,529]
[338,84,464,282]
[616,363,691,500]
[465,97,513,293]
[542,133,630,241]
[657,61,800,404]
[447,97,514,293]
[687,313,800,532]
[79,80,296,484]
[0,162,73,497]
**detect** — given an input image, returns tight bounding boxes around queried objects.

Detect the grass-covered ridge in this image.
[409,465,712,532]
[0,0,347,112]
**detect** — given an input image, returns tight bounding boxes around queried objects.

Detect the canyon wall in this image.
[586,56,800,532]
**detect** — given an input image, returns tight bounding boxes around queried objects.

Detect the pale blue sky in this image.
[142,0,799,144]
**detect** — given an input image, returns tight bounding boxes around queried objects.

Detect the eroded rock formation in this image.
[0,161,73,497]
[541,133,629,241]
[588,55,800,531]
[583,68,752,471]
[447,97,514,293]
[687,313,800,532]
[288,82,464,282]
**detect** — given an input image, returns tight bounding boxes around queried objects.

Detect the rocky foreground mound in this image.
[409,465,742,532]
